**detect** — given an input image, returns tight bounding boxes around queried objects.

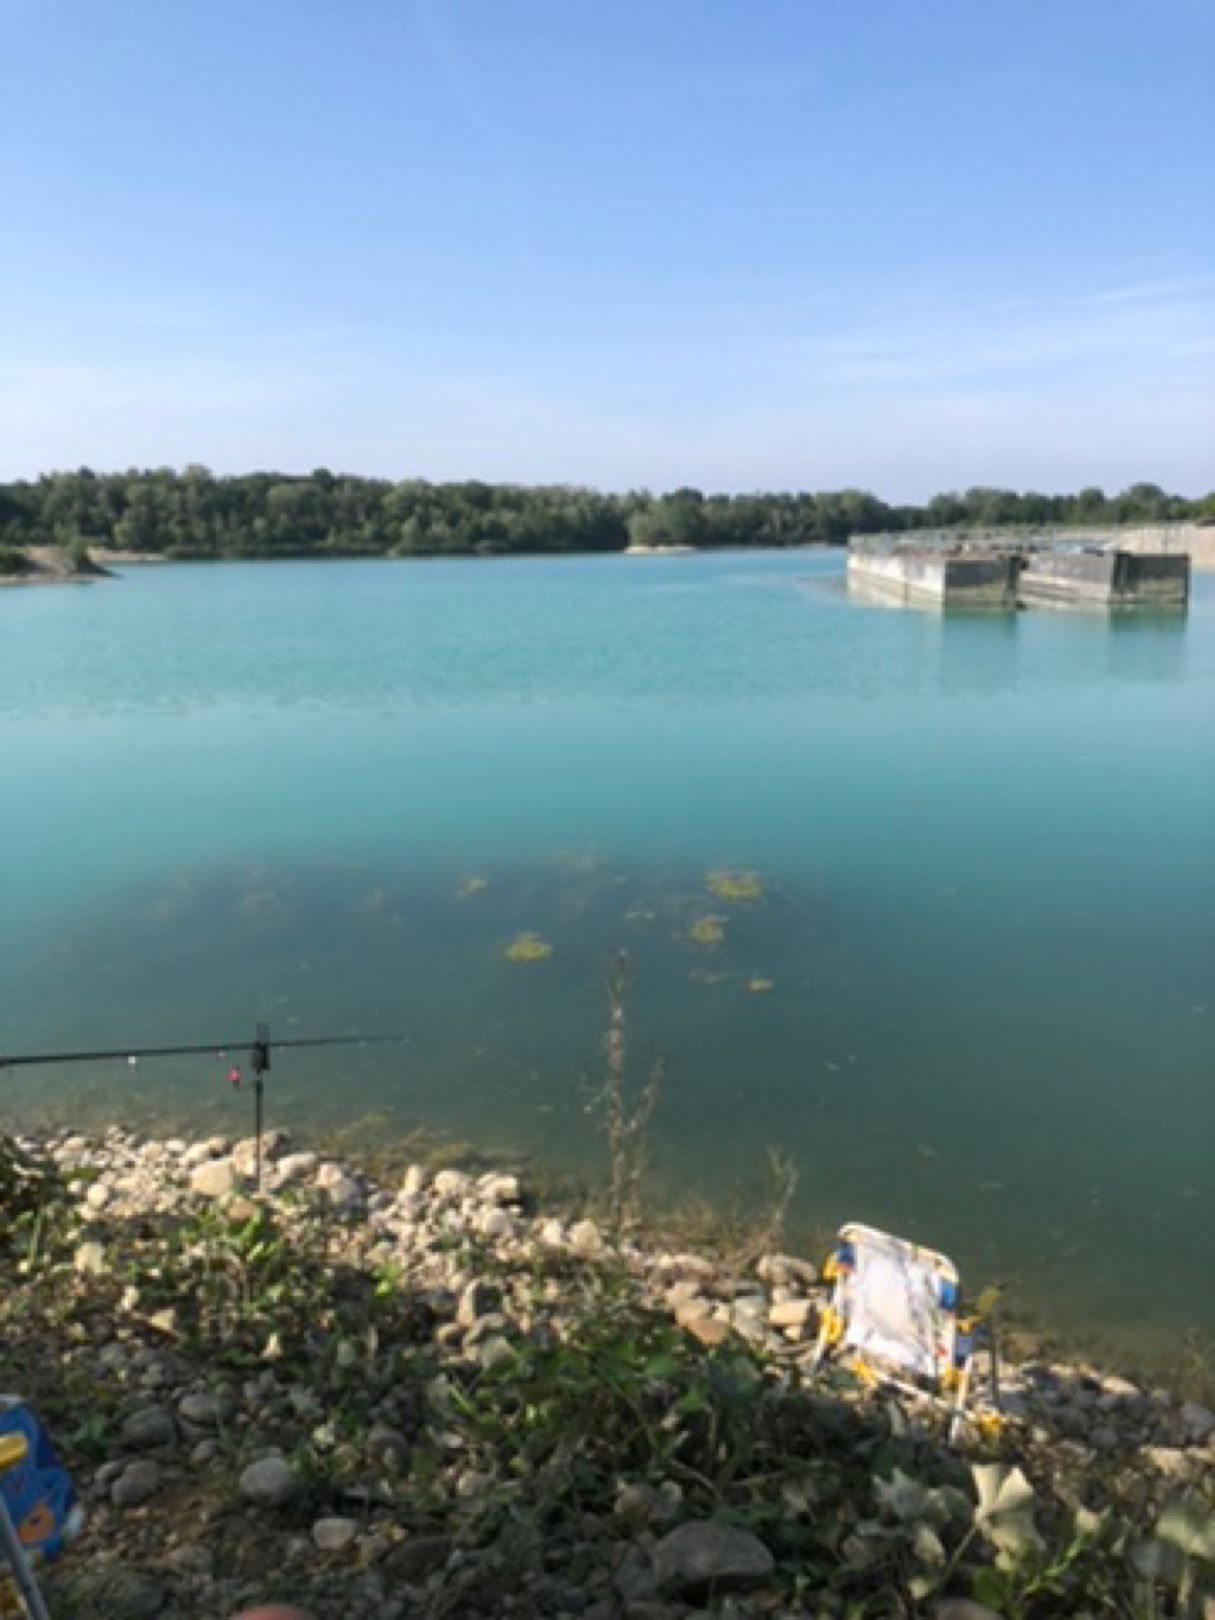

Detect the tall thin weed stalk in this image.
[585,951,663,1241]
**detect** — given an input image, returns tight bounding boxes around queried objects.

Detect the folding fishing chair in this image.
[810,1222,1000,1443]
[0,1399,81,1620]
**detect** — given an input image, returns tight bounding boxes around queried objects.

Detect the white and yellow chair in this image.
[811,1222,1001,1443]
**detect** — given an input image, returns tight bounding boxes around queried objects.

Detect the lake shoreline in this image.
[7,1124,1214,1618]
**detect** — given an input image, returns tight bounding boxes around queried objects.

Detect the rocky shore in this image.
[2,1129,1212,1620]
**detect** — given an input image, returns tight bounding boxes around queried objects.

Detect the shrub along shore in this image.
[3,1129,1213,1620]
[2,470,1209,561]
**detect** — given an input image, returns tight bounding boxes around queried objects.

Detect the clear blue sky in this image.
[2,0,1212,497]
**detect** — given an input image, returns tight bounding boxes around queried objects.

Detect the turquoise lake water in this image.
[1,552,1212,1357]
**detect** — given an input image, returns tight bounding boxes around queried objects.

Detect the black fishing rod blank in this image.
[0,1026,410,1189]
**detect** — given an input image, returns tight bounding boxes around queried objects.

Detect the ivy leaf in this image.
[876,1468,966,1529]
[971,1462,1043,1565]
[1156,1499,1215,1563]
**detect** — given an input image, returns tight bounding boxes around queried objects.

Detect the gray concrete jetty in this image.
[847,536,1190,611]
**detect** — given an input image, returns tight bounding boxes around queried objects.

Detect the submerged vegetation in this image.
[688,914,728,948]
[706,868,765,904]
[1,468,1210,560]
[503,930,554,963]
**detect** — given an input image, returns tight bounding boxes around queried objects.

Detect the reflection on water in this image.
[1,554,1213,1361]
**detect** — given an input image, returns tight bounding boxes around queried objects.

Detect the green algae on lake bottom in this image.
[503,931,554,963]
[706,867,765,903]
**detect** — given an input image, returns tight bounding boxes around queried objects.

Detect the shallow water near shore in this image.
[1,551,1212,1358]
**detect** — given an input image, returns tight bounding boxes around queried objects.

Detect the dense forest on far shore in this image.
[1,468,1211,561]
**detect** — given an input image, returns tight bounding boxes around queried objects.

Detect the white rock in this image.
[537,1218,566,1248]
[476,1206,513,1240]
[275,1152,319,1186]
[768,1299,814,1330]
[1145,1446,1193,1478]
[321,1174,361,1212]
[85,1182,111,1211]
[312,1516,358,1552]
[478,1173,520,1204]
[568,1219,603,1257]
[433,1169,471,1199]
[74,1241,107,1277]
[401,1164,429,1197]
[190,1160,235,1199]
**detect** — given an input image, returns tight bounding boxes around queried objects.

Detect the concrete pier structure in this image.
[1017,548,1190,608]
[847,537,1190,611]
[847,545,1020,608]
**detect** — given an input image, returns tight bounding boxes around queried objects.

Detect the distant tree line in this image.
[0,468,1209,559]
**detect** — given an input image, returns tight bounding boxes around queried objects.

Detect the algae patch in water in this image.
[706,868,764,903]
[458,875,490,898]
[503,932,553,963]
[688,914,727,948]
[745,976,775,994]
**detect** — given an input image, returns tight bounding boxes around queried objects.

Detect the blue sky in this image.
[2,0,1212,497]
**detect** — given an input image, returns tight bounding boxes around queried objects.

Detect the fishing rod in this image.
[0,1025,412,1189]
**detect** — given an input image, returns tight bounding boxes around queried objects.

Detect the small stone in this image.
[433,1169,471,1198]
[120,1405,178,1449]
[179,1392,228,1427]
[478,1172,520,1204]
[615,1481,660,1529]
[368,1424,409,1471]
[537,1218,566,1247]
[85,1181,111,1210]
[111,1459,161,1509]
[653,1521,774,1595]
[681,1314,730,1349]
[401,1164,429,1197]
[321,1173,361,1212]
[569,1219,603,1257]
[1180,1401,1215,1444]
[477,1205,513,1240]
[240,1455,302,1508]
[190,1159,236,1199]
[1101,1373,1142,1399]
[190,1439,219,1465]
[1145,1446,1193,1478]
[477,1335,517,1372]
[74,1240,107,1276]
[613,1546,658,1602]
[275,1152,319,1186]
[385,1534,453,1582]
[312,1517,358,1552]
[935,1603,1005,1620]
[60,1569,167,1618]
[768,1298,814,1330]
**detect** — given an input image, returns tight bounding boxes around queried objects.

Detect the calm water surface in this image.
[2,553,1212,1356]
